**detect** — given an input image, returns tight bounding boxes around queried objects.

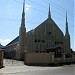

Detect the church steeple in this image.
[65,12,69,36]
[21,0,25,28]
[48,4,51,18]
[19,0,26,60]
[65,12,70,53]
[22,0,25,17]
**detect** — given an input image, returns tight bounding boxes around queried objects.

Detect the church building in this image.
[4,0,74,64]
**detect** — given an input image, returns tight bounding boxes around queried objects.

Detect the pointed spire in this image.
[65,12,70,53]
[48,4,51,18]
[65,11,69,36]
[21,0,25,28]
[66,12,68,25]
[22,0,25,17]
[19,0,26,59]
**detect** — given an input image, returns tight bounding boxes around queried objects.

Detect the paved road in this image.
[0,65,75,75]
[0,59,75,75]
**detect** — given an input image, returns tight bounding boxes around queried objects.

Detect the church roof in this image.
[0,44,4,49]
[6,29,33,47]
[6,36,19,47]
[0,46,4,49]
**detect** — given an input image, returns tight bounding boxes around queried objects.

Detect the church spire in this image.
[65,12,70,53]
[21,0,25,28]
[19,0,26,60]
[22,0,25,17]
[48,4,51,18]
[65,12,69,36]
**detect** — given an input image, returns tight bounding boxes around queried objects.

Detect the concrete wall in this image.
[24,52,75,66]
[24,52,54,65]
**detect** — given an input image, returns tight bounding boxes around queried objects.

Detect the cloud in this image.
[0,39,11,46]
[25,4,31,12]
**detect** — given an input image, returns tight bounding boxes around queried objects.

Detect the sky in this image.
[0,0,74,51]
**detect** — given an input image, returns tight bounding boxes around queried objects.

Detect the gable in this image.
[34,18,64,39]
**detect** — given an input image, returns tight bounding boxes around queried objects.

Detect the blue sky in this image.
[0,0,74,51]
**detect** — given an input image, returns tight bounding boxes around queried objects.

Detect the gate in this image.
[3,59,24,66]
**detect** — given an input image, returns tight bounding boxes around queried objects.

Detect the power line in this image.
[13,0,22,4]
[0,16,74,28]
[43,0,74,16]
[28,5,74,25]
[0,0,74,27]
[28,0,74,20]
[0,17,20,22]
[13,0,74,21]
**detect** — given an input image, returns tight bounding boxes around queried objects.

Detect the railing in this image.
[65,57,72,62]
[54,57,74,63]
[54,58,63,63]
